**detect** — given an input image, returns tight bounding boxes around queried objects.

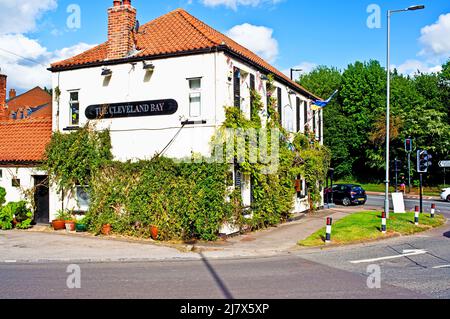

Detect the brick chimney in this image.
[9,88,16,100]
[0,73,6,111]
[107,0,137,60]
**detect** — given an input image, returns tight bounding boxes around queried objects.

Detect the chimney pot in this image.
[123,0,131,5]
[113,0,121,7]
[9,89,16,100]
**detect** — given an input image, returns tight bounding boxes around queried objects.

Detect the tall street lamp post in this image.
[385,5,425,218]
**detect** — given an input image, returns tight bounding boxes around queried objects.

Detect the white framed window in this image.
[69,91,80,126]
[188,78,202,117]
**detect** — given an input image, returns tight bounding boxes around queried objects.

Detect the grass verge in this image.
[335,180,444,196]
[298,211,446,247]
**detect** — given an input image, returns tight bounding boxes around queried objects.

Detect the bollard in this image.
[431,204,436,218]
[414,206,420,226]
[325,217,333,243]
[381,211,387,234]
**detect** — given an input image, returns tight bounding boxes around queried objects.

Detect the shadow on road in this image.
[444,231,450,239]
[199,252,234,299]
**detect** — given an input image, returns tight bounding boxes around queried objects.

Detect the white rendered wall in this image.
[0,166,45,204]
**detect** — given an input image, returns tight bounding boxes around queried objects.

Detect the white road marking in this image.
[433,265,450,269]
[350,249,427,264]
[4,260,17,263]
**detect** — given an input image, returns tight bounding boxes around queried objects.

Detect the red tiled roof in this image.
[51,8,318,99]
[0,118,52,163]
[3,87,52,120]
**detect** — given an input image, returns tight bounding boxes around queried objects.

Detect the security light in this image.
[260,74,268,81]
[143,61,155,71]
[101,67,112,77]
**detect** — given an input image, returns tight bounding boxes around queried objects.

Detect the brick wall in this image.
[0,74,6,112]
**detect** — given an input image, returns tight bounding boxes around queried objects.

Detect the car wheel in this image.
[447,195,450,203]
[342,197,351,206]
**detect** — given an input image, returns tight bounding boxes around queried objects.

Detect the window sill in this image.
[63,126,81,131]
[181,120,207,125]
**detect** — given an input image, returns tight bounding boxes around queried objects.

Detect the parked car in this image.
[441,187,450,202]
[326,184,367,206]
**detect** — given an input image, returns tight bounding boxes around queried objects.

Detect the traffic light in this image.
[417,150,432,173]
[405,138,413,153]
[394,159,402,172]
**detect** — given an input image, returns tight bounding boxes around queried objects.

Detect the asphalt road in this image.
[365,194,450,215]
[0,254,427,299]
[0,195,448,299]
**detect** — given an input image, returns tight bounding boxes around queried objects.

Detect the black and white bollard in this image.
[381,211,387,234]
[325,217,333,243]
[431,204,436,218]
[414,206,420,226]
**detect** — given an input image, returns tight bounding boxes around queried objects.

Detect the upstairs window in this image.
[188,78,202,117]
[277,87,282,125]
[233,67,241,109]
[0,169,2,179]
[69,91,80,126]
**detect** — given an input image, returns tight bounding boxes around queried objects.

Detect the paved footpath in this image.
[0,206,369,263]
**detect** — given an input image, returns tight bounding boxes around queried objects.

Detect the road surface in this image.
[0,195,448,299]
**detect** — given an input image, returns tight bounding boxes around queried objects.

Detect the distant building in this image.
[0,73,52,121]
[0,72,52,224]
[0,118,52,223]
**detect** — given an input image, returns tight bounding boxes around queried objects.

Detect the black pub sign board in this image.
[85,99,178,120]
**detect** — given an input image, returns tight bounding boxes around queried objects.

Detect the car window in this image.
[352,186,363,192]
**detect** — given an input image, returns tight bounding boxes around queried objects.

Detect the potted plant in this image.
[75,216,88,232]
[52,210,67,230]
[150,225,158,240]
[64,210,77,232]
[101,223,112,235]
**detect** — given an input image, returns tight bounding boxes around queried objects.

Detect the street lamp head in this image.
[407,5,425,11]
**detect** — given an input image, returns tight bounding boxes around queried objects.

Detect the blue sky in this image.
[0,0,449,92]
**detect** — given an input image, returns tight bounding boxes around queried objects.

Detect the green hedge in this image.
[86,158,233,241]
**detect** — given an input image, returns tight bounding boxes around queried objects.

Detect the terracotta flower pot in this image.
[52,220,66,231]
[65,221,76,232]
[150,225,158,240]
[101,224,112,235]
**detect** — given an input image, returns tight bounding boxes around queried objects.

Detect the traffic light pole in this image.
[419,173,423,214]
[408,152,411,193]
[395,158,399,192]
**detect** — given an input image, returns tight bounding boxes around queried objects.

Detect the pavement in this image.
[0,205,375,263]
[0,195,448,264]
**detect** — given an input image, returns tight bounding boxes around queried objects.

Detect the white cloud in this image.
[393,59,442,76]
[0,33,95,90]
[0,1,95,91]
[226,23,279,63]
[201,0,281,11]
[419,13,450,58]
[0,0,57,35]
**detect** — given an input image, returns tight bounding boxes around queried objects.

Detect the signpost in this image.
[439,161,450,186]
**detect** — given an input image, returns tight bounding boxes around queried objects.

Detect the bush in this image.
[0,203,15,230]
[0,201,33,230]
[86,158,233,241]
[0,187,6,206]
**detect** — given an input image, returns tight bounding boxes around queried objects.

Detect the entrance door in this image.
[33,176,49,224]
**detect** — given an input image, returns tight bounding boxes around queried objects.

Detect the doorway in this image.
[33,175,49,224]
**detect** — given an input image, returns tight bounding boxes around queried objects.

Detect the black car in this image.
[326,184,367,206]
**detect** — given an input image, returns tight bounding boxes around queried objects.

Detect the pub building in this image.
[48,0,324,224]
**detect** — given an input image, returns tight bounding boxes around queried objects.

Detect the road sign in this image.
[439,161,450,168]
